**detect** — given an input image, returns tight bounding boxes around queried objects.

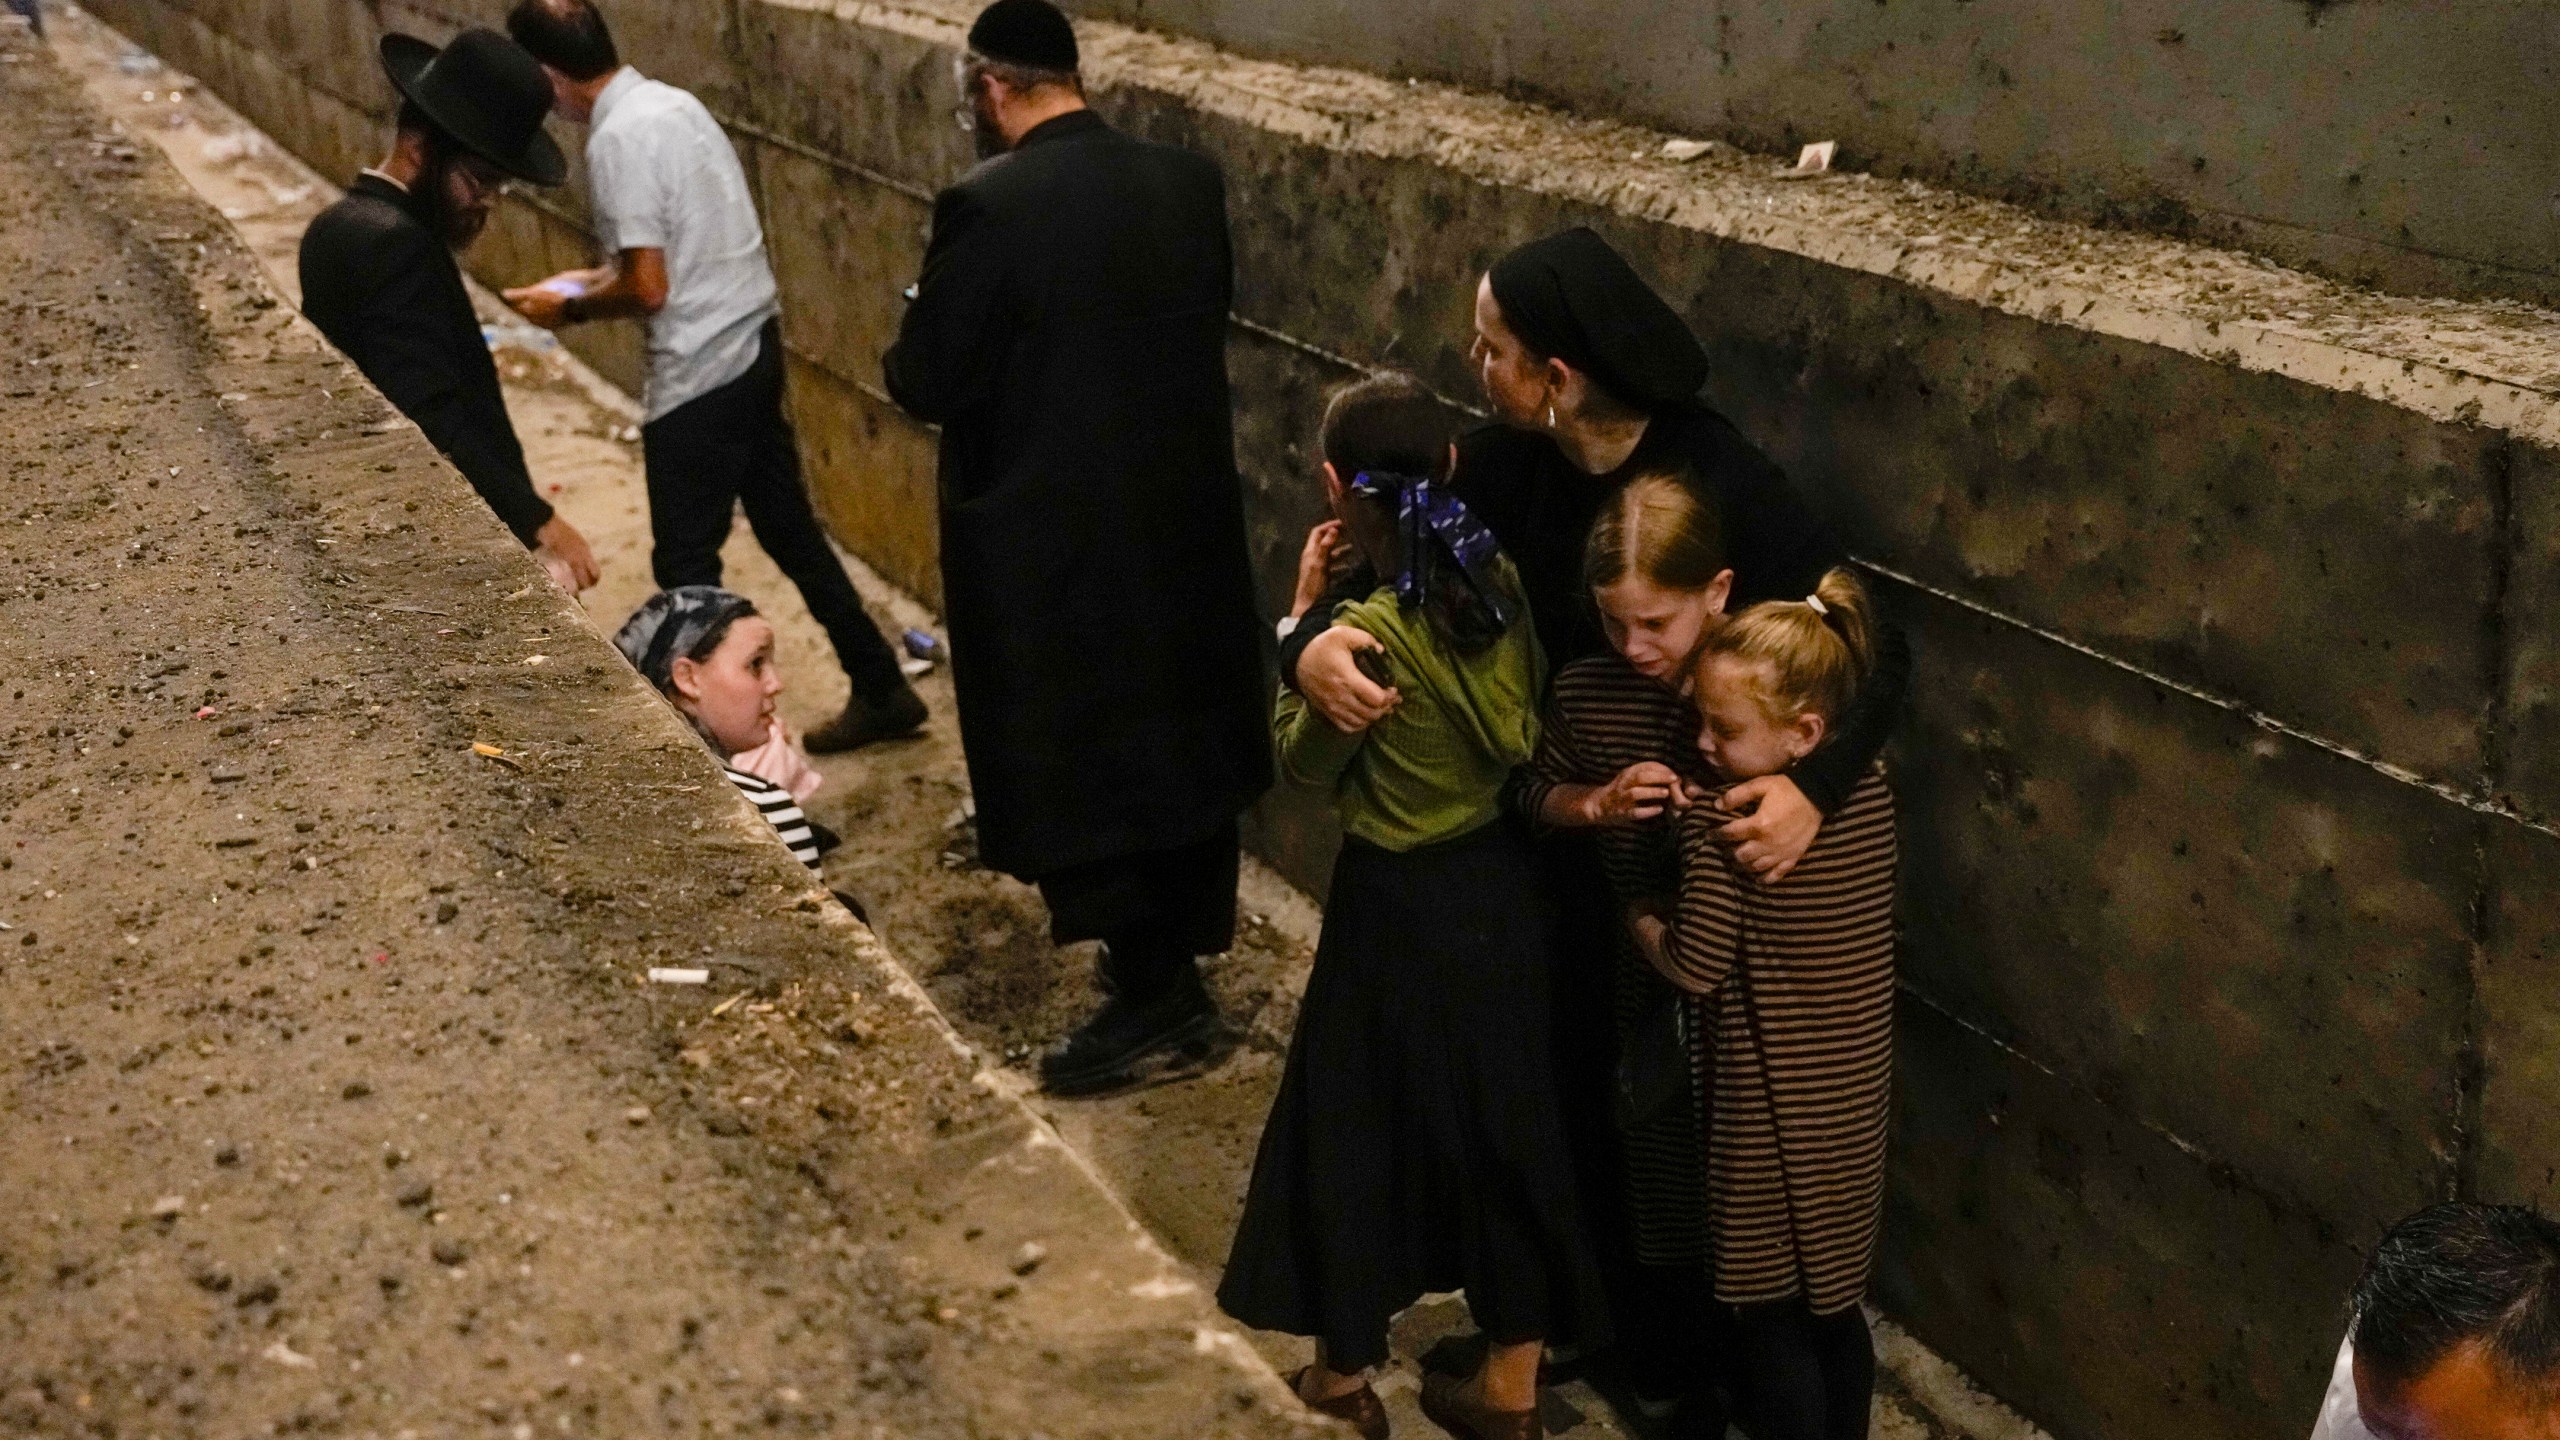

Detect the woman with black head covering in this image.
[1288,228,1908,870]
[1278,228,1908,1424]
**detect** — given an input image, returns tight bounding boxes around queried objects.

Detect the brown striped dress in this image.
[1660,764,1897,1313]
[1518,654,1723,1265]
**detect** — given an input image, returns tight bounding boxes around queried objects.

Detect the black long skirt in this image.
[1218,821,1610,1370]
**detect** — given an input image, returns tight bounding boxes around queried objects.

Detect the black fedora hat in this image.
[380,29,566,187]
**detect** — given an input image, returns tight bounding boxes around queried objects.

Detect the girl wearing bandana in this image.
[1218,376,1607,1440]
[612,587,834,872]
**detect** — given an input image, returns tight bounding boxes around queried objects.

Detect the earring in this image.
[1545,404,1557,429]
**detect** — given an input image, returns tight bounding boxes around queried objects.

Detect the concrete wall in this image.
[68,0,2560,1437]
[1068,0,2560,311]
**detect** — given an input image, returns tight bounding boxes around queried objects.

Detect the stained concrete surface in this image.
[27,12,2012,1438]
[1069,0,2560,311]
[53,1,2560,1437]
[0,26,1306,1438]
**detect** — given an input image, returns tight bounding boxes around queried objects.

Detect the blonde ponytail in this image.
[1699,566,1877,725]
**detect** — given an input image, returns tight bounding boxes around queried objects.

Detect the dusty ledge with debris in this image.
[0,27,1302,1437]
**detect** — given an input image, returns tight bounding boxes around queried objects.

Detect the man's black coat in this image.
[297,174,553,546]
[885,111,1271,880]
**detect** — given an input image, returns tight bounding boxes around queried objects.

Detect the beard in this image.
[970,95,1008,160]
[418,150,490,250]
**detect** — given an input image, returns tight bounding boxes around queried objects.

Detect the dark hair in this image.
[507,0,619,81]
[968,56,1080,94]
[394,98,444,148]
[2351,1203,2560,1404]
[1319,372,1514,654]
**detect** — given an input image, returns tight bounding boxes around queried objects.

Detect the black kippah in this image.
[968,0,1079,71]
[1486,227,1709,410]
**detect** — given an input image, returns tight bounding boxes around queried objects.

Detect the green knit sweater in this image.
[1274,575,1545,852]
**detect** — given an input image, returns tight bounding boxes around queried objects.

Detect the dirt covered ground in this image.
[0,21,1315,1439]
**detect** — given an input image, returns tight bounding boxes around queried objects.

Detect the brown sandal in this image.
[1289,1366,1390,1440]
[1419,1370,1542,1440]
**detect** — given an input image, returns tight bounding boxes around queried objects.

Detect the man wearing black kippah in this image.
[886,0,1270,1097]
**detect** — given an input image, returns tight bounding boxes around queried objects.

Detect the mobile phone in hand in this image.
[1353,646,1393,690]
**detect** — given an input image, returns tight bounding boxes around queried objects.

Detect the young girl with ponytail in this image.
[1635,566,1898,1440]
[1515,469,1734,1423]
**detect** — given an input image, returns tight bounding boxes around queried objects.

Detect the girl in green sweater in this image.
[1220,374,1607,1440]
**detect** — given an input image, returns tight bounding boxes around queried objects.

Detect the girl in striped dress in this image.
[1633,567,1896,1440]
[1514,471,1732,1388]
[612,586,834,873]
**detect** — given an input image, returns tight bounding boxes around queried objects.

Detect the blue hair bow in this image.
[1345,471,1519,631]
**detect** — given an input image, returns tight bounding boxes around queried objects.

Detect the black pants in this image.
[640,319,906,705]
[1729,1300,1874,1440]
[1035,821,1239,1006]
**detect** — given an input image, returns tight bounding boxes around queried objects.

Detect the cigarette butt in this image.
[647,968,710,985]
[710,990,750,1016]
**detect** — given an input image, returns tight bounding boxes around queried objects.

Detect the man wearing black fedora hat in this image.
[298,28,599,593]
[885,0,1270,1097]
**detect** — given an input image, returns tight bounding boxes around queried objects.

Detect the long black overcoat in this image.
[884,111,1271,880]
[297,174,554,546]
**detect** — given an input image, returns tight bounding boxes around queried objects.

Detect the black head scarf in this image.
[613,586,758,692]
[1486,226,1709,411]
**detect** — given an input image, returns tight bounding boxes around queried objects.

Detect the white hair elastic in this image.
[1804,593,1830,616]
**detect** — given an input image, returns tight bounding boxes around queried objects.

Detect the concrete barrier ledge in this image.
[843,0,2560,444]
[0,29,1300,1436]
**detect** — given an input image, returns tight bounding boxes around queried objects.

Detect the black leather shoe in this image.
[1039,976,1224,1096]
[804,683,927,753]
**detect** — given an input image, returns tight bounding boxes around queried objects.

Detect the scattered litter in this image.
[521,654,548,666]
[115,51,163,76]
[1776,140,1837,180]
[1129,1274,1198,1300]
[261,1340,317,1370]
[1661,138,1717,162]
[900,658,933,678]
[623,1106,652,1125]
[194,706,217,719]
[470,741,523,771]
[709,990,750,1017]
[481,322,558,354]
[900,628,943,663]
[1009,1241,1048,1276]
[196,130,266,166]
[150,1194,187,1219]
[647,967,710,985]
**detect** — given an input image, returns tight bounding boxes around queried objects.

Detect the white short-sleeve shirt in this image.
[2310,1335,2383,1440]
[585,67,780,421]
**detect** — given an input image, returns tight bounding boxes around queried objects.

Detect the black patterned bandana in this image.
[613,586,759,691]
[1345,471,1519,631]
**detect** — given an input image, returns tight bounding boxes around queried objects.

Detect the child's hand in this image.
[1576,761,1695,827]
[1627,910,1671,968]
[1291,520,1348,617]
